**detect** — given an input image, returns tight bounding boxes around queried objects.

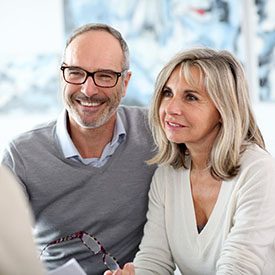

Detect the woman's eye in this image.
[161,89,172,97]
[186,94,198,101]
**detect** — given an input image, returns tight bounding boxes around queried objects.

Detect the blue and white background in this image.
[1,0,275,156]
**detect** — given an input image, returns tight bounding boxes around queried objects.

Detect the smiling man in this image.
[1,23,156,275]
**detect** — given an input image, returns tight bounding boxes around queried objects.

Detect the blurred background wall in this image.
[0,0,274,156]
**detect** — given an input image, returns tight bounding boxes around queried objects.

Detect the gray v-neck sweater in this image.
[1,105,157,275]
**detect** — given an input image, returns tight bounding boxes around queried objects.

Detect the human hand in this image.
[104,263,135,275]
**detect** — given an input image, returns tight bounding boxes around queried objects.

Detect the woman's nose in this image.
[166,97,183,115]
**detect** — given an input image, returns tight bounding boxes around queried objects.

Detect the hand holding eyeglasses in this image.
[41,231,119,272]
[104,262,135,275]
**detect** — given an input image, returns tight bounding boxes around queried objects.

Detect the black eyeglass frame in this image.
[60,65,127,88]
[40,230,120,271]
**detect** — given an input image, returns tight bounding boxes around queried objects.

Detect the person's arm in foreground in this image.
[0,165,45,275]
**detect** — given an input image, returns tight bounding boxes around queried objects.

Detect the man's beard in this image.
[65,90,123,129]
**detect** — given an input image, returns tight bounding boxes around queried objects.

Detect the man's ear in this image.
[121,71,132,97]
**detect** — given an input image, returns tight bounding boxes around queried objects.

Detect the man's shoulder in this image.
[118,105,148,117]
[118,105,148,125]
[1,119,60,170]
[9,120,57,146]
[118,105,154,147]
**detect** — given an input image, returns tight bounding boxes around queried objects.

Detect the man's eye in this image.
[97,73,114,80]
[68,70,83,76]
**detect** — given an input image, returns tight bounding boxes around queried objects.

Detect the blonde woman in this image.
[105,48,275,275]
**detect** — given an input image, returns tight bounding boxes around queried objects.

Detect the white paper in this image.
[47,258,87,275]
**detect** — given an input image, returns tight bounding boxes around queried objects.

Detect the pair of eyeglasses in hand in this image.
[40,230,119,272]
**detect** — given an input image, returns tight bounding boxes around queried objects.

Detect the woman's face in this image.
[159,65,221,151]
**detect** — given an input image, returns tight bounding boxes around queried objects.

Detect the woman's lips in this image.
[166,121,186,128]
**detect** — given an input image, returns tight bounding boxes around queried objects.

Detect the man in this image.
[1,23,156,275]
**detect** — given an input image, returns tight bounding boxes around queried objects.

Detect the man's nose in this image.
[80,76,99,97]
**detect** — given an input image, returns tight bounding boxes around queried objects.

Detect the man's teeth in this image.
[80,101,101,107]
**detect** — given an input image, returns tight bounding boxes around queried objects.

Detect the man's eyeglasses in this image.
[61,65,127,88]
[40,231,120,272]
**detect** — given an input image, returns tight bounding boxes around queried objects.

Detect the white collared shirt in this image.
[55,109,126,167]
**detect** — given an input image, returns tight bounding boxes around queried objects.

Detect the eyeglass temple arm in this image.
[40,231,87,255]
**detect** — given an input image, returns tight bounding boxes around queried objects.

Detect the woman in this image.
[105,48,275,274]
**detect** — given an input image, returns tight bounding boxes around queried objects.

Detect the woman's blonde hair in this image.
[148,48,265,180]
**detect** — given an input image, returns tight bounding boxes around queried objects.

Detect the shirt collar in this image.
[55,109,126,159]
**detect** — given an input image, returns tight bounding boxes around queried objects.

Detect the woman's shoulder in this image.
[152,164,188,189]
[154,164,185,176]
[241,144,275,167]
[150,165,188,201]
[238,144,275,185]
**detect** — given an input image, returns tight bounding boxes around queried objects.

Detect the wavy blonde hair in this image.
[148,48,265,180]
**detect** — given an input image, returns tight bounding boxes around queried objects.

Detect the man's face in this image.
[61,30,131,129]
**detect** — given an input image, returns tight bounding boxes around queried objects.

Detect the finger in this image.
[123,262,135,274]
[104,271,119,275]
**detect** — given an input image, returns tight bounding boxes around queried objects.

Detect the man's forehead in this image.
[68,30,120,50]
[64,31,123,70]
